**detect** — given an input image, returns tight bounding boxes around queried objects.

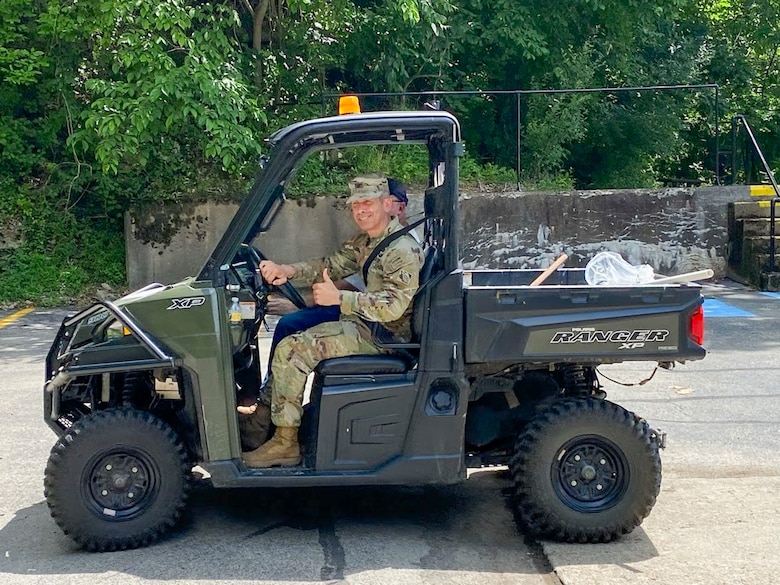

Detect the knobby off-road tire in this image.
[508,398,661,543]
[44,408,192,552]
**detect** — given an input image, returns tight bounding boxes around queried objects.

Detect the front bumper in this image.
[44,300,178,434]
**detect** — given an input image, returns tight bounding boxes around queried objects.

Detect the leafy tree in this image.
[0,0,48,86]
[342,0,453,94]
[438,0,714,187]
[49,0,265,175]
[699,0,780,178]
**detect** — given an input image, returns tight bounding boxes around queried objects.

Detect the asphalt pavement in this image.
[0,279,778,585]
[558,279,780,585]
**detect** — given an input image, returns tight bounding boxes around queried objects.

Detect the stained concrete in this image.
[459,186,747,275]
[125,186,750,289]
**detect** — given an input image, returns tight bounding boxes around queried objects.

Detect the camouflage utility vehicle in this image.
[43,105,706,551]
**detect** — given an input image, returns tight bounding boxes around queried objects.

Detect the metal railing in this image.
[323,84,721,188]
[731,114,780,273]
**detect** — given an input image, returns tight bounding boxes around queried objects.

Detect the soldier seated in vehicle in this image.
[243,174,424,468]
[258,178,414,372]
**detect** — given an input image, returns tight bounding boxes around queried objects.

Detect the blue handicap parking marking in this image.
[759,292,780,299]
[702,298,756,318]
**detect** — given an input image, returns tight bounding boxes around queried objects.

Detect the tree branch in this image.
[237,0,253,16]
[253,0,270,51]
[403,73,446,93]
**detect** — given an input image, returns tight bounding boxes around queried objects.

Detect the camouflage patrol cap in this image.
[347,174,389,203]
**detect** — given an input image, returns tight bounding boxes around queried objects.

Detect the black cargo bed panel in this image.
[463,270,704,364]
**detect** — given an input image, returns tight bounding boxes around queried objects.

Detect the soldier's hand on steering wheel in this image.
[259,260,295,286]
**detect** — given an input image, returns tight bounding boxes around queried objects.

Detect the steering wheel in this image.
[240,244,307,310]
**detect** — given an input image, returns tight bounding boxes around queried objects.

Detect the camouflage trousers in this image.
[268,319,383,427]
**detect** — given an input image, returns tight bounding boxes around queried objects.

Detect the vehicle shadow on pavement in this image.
[0,470,658,582]
[540,526,659,570]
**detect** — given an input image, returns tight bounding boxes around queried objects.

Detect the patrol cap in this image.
[388,178,408,204]
[347,174,389,203]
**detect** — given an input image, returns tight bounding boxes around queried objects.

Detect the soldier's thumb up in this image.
[313,267,340,306]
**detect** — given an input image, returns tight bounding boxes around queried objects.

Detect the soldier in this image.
[386,177,411,228]
[263,177,412,363]
[244,174,424,468]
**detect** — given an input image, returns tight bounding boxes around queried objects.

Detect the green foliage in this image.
[285,142,520,197]
[3,0,780,304]
[343,0,454,92]
[61,0,265,175]
[286,145,430,197]
[252,0,357,130]
[459,155,517,186]
[442,0,717,189]
[0,213,125,306]
[698,0,780,176]
[0,0,48,85]
[522,94,591,181]
[529,171,575,191]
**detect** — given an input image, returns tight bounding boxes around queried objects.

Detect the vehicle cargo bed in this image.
[463,268,705,364]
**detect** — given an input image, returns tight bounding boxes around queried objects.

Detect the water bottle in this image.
[228,297,242,345]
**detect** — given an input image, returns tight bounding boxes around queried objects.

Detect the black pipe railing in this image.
[731,115,780,273]
[324,84,721,188]
[772,198,780,273]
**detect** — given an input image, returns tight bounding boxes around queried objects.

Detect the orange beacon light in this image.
[338,95,361,115]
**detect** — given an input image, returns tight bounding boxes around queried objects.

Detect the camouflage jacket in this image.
[290,219,424,341]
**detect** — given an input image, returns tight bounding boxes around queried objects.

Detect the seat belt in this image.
[358,216,427,347]
[361,217,426,282]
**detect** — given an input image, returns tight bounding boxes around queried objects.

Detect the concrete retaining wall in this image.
[125,186,750,289]
[459,185,748,275]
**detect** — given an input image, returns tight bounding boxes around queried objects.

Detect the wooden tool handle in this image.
[530,253,568,286]
[650,269,714,285]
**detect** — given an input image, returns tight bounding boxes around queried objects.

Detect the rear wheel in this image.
[44,408,192,551]
[509,398,661,543]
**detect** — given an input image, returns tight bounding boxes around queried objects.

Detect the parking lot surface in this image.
[0,279,778,584]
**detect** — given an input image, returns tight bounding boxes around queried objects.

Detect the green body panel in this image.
[115,277,238,460]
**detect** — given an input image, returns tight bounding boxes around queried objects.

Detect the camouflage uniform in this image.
[268,217,423,428]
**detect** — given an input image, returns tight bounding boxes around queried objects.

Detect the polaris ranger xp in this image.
[43,105,706,551]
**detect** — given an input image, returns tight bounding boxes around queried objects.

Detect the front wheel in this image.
[508,398,661,543]
[44,408,192,551]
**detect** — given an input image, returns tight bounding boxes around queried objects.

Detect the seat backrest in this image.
[408,185,448,343]
[411,245,444,341]
[419,245,442,287]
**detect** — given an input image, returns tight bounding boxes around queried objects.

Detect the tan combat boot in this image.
[243,426,301,468]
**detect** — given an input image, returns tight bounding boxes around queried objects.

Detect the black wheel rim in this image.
[82,448,160,521]
[552,434,628,513]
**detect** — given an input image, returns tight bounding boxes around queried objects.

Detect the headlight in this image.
[105,320,132,339]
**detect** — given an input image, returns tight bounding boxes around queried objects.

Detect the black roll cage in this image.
[198,111,463,285]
